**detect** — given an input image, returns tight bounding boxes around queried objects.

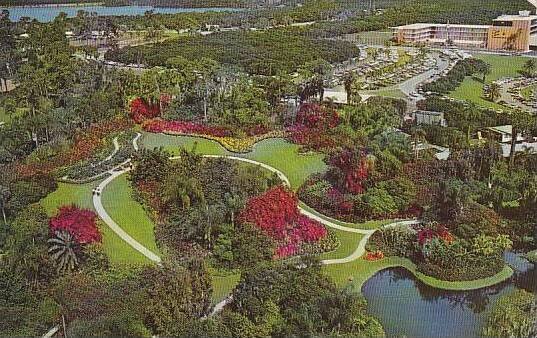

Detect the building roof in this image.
[393,23,491,30]
[494,13,537,21]
[487,125,512,135]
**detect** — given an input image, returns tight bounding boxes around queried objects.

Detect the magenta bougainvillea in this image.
[49,205,102,244]
[240,186,327,258]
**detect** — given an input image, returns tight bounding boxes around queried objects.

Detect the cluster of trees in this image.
[422,58,491,94]
[129,148,282,269]
[105,29,358,76]
[297,98,416,221]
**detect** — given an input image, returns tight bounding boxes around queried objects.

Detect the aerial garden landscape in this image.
[0,0,536,337]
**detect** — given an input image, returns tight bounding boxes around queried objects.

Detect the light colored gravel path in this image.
[93,168,161,264]
[133,132,141,151]
[93,153,418,314]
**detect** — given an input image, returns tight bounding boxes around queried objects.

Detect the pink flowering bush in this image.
[49,205,101,244]
[240,186,330,258]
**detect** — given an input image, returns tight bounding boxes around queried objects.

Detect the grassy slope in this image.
[324,256,513,292]
[40,180,152,265]
[449,54,528,109]
[101,174,161,260]
[141,132,327,189]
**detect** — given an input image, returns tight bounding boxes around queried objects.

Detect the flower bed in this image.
[240,186,336,258]
[143,118,286,153]
[16,118,132,177]
[59,131,138,183]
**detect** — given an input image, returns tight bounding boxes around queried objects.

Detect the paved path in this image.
[93,153,418,314]
[93,168,162,264]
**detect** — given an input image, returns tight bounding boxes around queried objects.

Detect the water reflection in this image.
[362,253,535,338]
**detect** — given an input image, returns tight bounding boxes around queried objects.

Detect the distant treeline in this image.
[0,0,103,6]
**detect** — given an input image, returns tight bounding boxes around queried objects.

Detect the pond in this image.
[1,5,241,22]
[362,252,536,338]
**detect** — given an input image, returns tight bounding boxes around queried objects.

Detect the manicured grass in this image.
[323,255,514,292]
[101,174,161,258]
[41,181,99,214]
[142,132,228,156]
[321,230,364,260]
[141,132,327,190]
[242,138,326,189]
[41,180,152,265]
[211,271,241,304]
[449,54,528,109]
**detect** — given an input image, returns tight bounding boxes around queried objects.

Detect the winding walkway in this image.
[93,153,414,265]
[92,150,418,313]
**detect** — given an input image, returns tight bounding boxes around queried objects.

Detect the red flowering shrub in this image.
[142,119,231,137]
[329,148,370,194]
[17,118,132,177]
[295,103,339,129]
[49,205,101,244]
[130,97,161,123]
[240,186,328,258]
[288,104,340,151]
[417,224,453,246]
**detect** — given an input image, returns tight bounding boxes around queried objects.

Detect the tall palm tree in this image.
[486,83,501,102]
[48,230,81,272]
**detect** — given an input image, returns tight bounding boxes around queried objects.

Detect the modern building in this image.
[393,11,537,52]
[482,125,524,143]
[412,110,448,127]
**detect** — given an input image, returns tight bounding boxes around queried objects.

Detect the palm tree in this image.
[48,230,81,272]
[162,174,205,210]
[481,63,491,82]
[224,193,242,227]
[524,59,537,78]
[486,83,501,102]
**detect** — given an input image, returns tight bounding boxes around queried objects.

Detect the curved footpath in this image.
[92,146,513,312]
[94,153,390,264]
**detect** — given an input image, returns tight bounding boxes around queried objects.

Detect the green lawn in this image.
[41,180,152,265]
[323,255,514,292]
[211,271,241,304]
[300,202,392,231]
[321,230,364,260]
[101,174,161,262]
[449,54,528,109]
[141,132,327,190]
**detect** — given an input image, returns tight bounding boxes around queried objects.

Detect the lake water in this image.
[1,5,240,22]
[362,253,536,338]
